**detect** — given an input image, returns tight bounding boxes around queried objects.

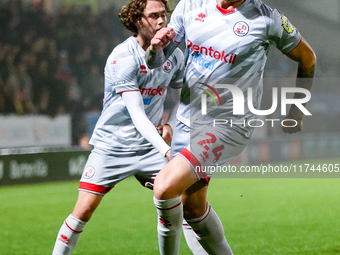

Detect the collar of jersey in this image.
[216,0,248,15]
[216,4,236,15]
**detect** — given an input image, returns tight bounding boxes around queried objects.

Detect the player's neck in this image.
[217,0,245,9]
[135,34,150,51]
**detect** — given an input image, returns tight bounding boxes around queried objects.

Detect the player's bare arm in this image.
[282,37,317,134]
[146,27,179,69]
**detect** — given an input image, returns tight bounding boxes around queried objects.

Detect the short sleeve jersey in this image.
[168,0,301,136]
[90,36,184,151]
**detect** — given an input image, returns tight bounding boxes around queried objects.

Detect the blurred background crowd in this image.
[0,0,339,148]
[0,0,128,145]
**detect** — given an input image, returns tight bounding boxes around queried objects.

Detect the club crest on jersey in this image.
[83,166,95,179]
[195,12,206,22]
[281,14,294,34]
[233,21,249,37]
[162,60,172,73]
[140,65,148,74]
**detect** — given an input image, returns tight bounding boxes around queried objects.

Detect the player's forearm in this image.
[286,38,317,120]
[146,48,167,69]
[146,42,179,69]
[295,60,316,93]
[288,62,316,120]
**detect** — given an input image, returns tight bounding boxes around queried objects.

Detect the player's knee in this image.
[153,179,180,200]
[153,181,171,200]
[72,204,96,222]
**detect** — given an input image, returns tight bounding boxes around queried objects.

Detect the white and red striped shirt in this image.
[168,0,301,136]
[90,36,184,151]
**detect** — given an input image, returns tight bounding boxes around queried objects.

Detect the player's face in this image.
[137,0,167,40]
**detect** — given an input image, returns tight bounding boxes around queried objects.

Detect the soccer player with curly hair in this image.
[52,0,190,254]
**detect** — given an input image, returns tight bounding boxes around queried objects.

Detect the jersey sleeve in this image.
[169,49,184,89]
[167,0,186,43]
[105,51,139,94]
[122,91,170,156]
[267,8,302,54]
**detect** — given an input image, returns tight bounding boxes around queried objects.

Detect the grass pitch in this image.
[1,158,340,255]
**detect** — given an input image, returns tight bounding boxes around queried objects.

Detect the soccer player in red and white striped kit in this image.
[51,0,207,254]
[146,0,316,254]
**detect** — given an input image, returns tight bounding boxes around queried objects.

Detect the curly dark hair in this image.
[119,0,171,35]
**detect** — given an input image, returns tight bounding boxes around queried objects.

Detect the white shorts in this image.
[171,120,249,181]
[79,147,168,195]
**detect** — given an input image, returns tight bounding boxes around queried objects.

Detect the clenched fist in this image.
[150,27,176,52]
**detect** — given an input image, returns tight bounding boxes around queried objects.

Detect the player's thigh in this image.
[79,147,139,195]
[153,121,201,199]
[135,148,168,189]
[154,154,199,200]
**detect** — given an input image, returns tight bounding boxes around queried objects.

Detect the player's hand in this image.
[282,117,303,134]
[156,124,173,144]
[165,149,171,161]
[150,28,176,53]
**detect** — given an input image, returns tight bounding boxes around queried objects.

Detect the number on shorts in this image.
[197,133,224,164]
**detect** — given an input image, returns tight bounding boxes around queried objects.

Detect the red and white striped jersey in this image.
[168,0,301,136]
[90,36,184,151]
